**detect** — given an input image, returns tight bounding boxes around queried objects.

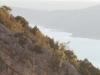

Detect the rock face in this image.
[0,24,80,75]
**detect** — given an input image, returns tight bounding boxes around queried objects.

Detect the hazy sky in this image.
[1,0,100,10]
[2,0,100,2]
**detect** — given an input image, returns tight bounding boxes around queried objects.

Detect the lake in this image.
[30,24,100,68]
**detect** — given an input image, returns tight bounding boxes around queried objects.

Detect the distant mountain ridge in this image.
[11,5,100,39]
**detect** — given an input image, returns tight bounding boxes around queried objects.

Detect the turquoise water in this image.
[31,24,100,68]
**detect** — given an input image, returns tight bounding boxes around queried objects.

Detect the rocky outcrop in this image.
[0,24,80,75]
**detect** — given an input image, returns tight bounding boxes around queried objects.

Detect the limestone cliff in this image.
[0,24,80,75]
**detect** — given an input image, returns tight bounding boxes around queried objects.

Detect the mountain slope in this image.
[0,24,80,75]
[0,5,100,75]
[0,5,80,75]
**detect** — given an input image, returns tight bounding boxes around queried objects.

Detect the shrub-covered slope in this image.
[0,5,100,75]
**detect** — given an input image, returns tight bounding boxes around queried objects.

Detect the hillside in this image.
[11,5,100,39]
[0,5,100,75]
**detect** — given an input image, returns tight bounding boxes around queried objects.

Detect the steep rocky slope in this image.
[0,24,80,75]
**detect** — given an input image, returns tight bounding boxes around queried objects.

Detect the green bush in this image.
[15,33,28,46]
[15,16,29,28]
[1,5,12,12]
[18,36,28,46]
[33,44,43,54]
[52,50,65,68]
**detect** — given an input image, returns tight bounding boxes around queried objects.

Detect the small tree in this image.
[59,43,66,50]
[1,5,12,12]
[15,16,29,28]
[31,25,39,35]
[52,50,65,68]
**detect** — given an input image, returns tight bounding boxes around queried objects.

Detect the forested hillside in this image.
[0,5,100,75]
